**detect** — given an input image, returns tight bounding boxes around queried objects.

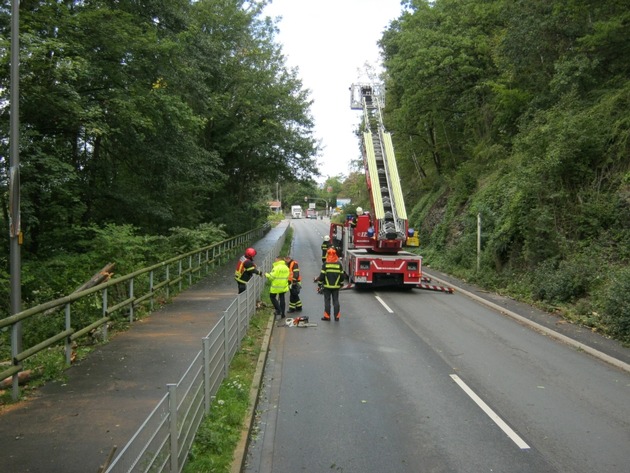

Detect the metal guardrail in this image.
[104,227,287,473]
[1,224,270,399]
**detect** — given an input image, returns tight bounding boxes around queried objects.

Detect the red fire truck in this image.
[330,84,452,293]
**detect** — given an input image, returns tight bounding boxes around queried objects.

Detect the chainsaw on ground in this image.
[284,316,317,327]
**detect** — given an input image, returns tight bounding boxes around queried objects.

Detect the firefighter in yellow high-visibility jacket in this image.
[265,256,290,319]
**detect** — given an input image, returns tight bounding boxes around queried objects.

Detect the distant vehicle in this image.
[291,205,303,219]
[306,208,317,219]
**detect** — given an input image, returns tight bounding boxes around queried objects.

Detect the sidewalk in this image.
[0,222,287,473]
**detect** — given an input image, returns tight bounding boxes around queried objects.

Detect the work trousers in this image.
[322,287,340,319]
[270,291,287,317]
[288,284,302,311]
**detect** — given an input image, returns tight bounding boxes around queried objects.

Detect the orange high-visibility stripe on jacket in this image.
[287,259,301,284]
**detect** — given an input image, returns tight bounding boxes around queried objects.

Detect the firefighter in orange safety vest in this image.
[284,256,303,313]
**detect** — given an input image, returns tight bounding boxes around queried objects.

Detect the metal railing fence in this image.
[104,227,287,473]
[1,224,270,399]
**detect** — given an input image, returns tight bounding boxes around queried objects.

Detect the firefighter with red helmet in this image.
[235,247,262,294]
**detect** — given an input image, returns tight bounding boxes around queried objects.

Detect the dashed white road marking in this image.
[450,374,531,450]
[375,295,394,313]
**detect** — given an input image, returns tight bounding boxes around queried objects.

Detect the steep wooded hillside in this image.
[380,0,630,341]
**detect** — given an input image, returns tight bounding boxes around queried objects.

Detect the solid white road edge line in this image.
[450,374,531,450]
[375,295,394,313]
[425,271,630,375]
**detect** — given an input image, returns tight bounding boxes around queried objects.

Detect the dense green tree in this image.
[337,172,368,209]
[182,0,319,233]
[382,0,504,177]
[0,0,319,255]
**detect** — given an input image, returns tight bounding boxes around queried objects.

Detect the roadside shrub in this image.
[531,254,597,304]
[167,223,228,254]
[267,212,284,225]
[449,163,479,205]
[601,268,630,342]
[83,224,153,274]
[443,226,477,270]
[19,252,104,311]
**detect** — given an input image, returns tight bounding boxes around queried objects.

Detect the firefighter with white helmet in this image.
[349,207,363,244]
[351,207,363,229]
[321,234,332,263]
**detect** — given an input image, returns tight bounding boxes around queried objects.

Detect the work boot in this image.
[334,314,340,321]
[288,308,296,313]
[321,312,330,321]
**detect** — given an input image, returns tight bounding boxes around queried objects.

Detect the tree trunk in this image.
[43,263,115,316]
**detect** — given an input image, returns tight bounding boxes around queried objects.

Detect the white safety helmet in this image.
[356,207,363,215]
[324,235,330,241]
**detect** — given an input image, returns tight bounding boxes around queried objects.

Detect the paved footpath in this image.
[0,222,287,473]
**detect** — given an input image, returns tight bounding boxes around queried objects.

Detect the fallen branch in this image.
[43,263,115,316]
[0,370,32,389]
[71,262,116,294]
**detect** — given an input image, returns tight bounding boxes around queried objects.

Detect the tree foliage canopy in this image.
[0,0,319,256]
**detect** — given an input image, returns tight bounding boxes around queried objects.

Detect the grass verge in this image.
[183,305,272,473]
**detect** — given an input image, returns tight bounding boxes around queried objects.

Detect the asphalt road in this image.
[244,218,630,473]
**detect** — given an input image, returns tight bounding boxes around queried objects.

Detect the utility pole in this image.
[477,213,481,272]
[9,0,22,400]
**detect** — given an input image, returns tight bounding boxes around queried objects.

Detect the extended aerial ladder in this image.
[350,83,408,251]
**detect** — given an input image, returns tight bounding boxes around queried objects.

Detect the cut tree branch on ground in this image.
[43,263,115,317]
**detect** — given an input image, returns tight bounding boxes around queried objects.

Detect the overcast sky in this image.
[262,0,404,184]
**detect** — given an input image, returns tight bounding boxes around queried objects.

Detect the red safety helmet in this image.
[245,247,257,258]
